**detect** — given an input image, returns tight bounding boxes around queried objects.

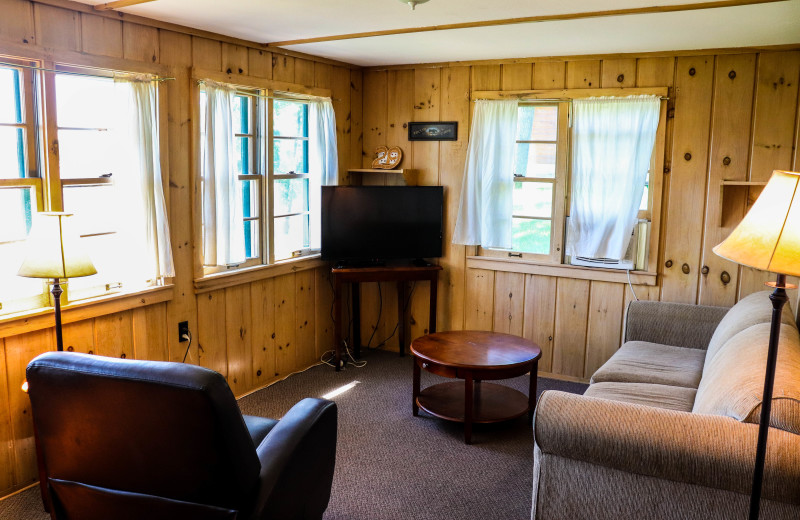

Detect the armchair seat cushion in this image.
[584,382,696,412]
[243,415,278,448]
[589,342,706,389]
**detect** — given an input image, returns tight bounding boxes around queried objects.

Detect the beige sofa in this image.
[532,291,800,520]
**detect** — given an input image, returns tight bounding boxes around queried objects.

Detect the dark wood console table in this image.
[332,264,442,371]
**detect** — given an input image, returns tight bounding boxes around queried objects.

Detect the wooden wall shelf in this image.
[347,168,418,186]
[719,180,767,227]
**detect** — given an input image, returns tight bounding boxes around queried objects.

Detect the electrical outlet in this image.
[178,321,189,342]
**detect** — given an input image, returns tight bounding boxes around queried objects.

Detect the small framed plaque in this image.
[408,121,458,141]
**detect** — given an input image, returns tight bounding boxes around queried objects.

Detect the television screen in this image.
[321,186,443,263]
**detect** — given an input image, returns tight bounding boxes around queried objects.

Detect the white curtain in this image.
[309,98,338,249]
[201,82,246,266]
[113,76,175,280]
[566,95,661,260]
[453,99,518,248]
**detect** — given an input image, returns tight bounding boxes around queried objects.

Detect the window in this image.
[0,57,173,316]
[199,82,336,276]
[509,103,568,261]
[475,94,664,271]
[0,59,46,313]
[272,99,311,262]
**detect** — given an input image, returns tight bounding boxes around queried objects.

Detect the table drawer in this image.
[418,359,457,379]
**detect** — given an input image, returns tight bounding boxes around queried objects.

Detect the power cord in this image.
[626,269,639,301]
[364,282,383,349]
[181,331,193,363]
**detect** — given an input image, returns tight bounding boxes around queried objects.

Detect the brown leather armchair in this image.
[26,351,337,520]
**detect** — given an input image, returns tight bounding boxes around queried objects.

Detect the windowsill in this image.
[466,256,658,285]
[0,284,174,339]
[194,254,327,293]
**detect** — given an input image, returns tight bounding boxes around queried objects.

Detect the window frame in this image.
[476,87,668,274]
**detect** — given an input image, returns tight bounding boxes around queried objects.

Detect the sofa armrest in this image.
[624,300,729,349]
[534,391,800,505]
[245,398,337,520]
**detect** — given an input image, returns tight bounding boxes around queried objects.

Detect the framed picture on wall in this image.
[408,121,458,141]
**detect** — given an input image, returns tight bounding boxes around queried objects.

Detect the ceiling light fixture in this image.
[400,0,429,10]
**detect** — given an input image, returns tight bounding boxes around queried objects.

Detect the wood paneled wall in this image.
[0,0,360,497]
[360,52,800,379]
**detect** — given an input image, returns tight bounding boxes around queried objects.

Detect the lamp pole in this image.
[748,273,788,520]
[52,278,64,352]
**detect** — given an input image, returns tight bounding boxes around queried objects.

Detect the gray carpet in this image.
[0,349,586,520]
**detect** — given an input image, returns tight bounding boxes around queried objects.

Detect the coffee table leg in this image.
[529,360,539,420]
[412,357,420,417]
[464,374,474,444]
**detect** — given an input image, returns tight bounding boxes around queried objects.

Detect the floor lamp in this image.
[17,212,97,352]
[712,169,800,520]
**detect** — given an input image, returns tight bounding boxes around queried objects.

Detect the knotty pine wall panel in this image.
[0,0,357,498]
[360,52,800,380]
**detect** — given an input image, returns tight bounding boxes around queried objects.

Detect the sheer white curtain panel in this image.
[201,82,246,266]
[309,98,338,249]
[566,95,661,260]
[453,99,518,249]
[113,76,175,281]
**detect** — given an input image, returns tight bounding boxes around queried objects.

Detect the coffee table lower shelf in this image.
[416,381,529,424]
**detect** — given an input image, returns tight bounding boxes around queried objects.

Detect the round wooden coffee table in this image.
[411,330,541,444]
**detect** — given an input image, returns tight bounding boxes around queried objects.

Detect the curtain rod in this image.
[476,96,669,102]
[196,80,340,102]
[0,61,174,82]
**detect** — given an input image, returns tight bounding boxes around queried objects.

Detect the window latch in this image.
[226,263,241,269]
[508,252,522,258]
[105,282,123,291]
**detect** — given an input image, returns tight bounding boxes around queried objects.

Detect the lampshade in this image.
[713,170,800,277]
[17,212,97,279]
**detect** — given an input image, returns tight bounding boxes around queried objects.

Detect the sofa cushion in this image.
[704,290,796,375]
[693,322,800,435]
[590,342,706,389]
[584,382,696,412]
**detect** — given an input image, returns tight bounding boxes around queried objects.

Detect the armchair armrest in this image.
[534,391,800,505]
[624,300,729,349]
[245,398,337,520]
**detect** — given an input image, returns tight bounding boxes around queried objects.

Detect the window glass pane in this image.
[62,185,117,236]
[0,241,46,313]
[232,95,250,134]
[513,182,552,218]
[0,126,25,179]
[273,138,308,174]
[274,178,308,216]
[513,143,556,178]
[0,187,33,241]
[640,183,649,211]
[66,233,127,297]
[55,74,115,129]
[241,179,258,219]
[512,218,551,254]
[235,136,251,175]
[273,214,309,261]
[58,129,116,179]
[0,67,23,124]
[273,100,307,137]
[0,188,44,312]
[243,220,259,259]
[517,105,557,141]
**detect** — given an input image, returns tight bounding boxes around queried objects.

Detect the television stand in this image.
[332,263,443,371]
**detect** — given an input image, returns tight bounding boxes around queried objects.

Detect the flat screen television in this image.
[321,186,443,264]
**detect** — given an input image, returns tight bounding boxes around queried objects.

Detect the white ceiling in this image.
[78,0,800,66]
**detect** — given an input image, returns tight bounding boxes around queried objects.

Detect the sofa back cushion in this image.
[693,322,800,434]
[704,291,796,374]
